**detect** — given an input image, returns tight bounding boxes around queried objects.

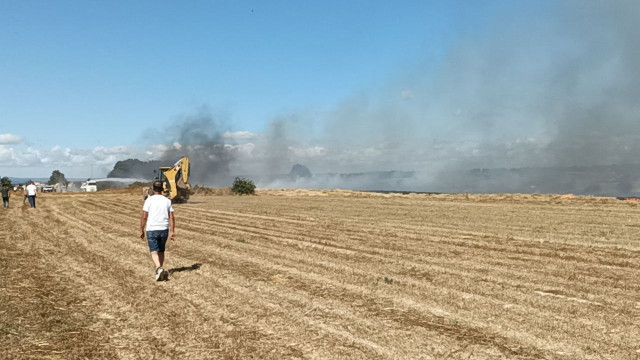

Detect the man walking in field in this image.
[1,185,9,208]
[26,182,37,208]
[140,181,176,281]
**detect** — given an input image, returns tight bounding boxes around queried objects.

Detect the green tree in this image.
[231,177,256,195]
[48,170,68,186]
[1,177,11,188]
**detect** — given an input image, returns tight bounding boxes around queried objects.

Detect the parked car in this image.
[42,185,55,193]
[80,180,98,192]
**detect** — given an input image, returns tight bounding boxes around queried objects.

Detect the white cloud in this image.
[0,126,333,177]
[222,131,258,140]
[0,146,15,163]
[289,146,326,158]
[0,143,159,169]
[0,133,23,145]
[1,146,42,167]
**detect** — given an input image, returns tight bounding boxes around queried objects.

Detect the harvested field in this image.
[1,191,639,359]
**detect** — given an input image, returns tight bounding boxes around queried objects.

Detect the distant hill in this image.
[107,159,164,180]
[289,164,312,179]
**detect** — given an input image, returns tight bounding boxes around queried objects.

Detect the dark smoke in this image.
[158,109,237,186]
[129,2,640,195]
[416,1,640,195]
[441,1,640,168]
[262,117,293,175]
[534,1,640,168]
[294,1,640,195]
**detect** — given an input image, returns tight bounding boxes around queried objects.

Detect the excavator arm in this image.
[159,157,191,203]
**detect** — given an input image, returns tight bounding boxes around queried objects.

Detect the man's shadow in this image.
[168,263,202,276]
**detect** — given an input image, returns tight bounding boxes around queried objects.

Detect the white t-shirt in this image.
[143,195,175,231]
[26,184,37,196]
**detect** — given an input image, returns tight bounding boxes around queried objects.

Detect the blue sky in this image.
[0,0,489,177]
[1,1,474,148]
[3,1,635,181]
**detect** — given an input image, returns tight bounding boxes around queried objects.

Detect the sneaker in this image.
[156,267,168,281]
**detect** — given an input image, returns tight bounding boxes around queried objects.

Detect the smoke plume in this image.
[138,1,640,195]
[286,1,640,194]
[158,108,237,186]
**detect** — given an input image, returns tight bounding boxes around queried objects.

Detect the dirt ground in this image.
[1,190,639,359]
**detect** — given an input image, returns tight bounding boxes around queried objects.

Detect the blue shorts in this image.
[147,230,169,253]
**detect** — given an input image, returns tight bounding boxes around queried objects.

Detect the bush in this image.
[231,177,256,195]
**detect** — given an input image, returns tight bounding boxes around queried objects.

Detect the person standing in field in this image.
[26,182,37,208]
[1,185,9,208]
[140,181,176,281]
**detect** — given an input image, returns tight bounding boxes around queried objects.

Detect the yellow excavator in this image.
[151,157,191,203]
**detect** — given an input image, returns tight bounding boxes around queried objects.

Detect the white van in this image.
[80,180,98,192]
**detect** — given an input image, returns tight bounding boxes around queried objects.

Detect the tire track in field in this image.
[175,200,640,275]
[84,201,608,358]
[176,224,624,359]
[46,198,395,358]
[103,195,639,259]
[81,194,640,326]
[139,217,555,359]
[74,194,636,338]
[44,199,330,359]
[171,236,562,359]
[57,199,442,357]
[43,195,640,358]
[0,207,121,360]
[173,207,639,312]
[60,198,556,358]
